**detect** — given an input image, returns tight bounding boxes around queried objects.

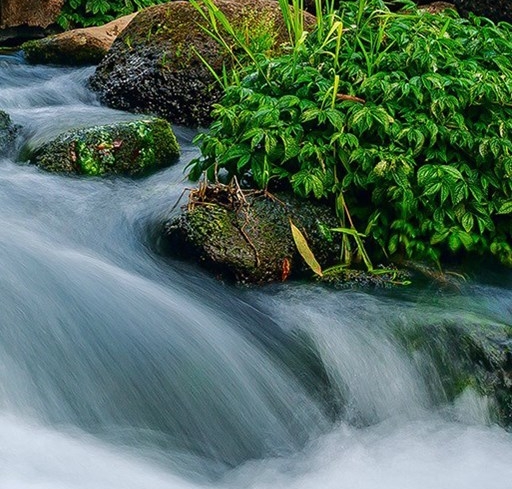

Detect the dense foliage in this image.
[57,0,169,29]
[189,0,512,268]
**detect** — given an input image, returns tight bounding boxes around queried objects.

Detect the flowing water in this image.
[1,52,512,489]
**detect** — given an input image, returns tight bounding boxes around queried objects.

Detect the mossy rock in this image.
[21,14,136,66]
[394,316,512,424]
[0,109,19,157]
[22,36,106,65]
[29,118,179,176]
[89,0,315,127]
[161,187,340,283]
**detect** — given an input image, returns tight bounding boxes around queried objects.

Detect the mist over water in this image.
[1,52,512,488]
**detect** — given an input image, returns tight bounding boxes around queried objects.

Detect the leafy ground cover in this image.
[188,0,512,271]
[57,0,169,28]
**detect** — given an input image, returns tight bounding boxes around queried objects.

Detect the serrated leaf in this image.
[417,165,436,186]
[326,109,345,129]
[277,95,300,109]
[423,182,442,196]
[461,212,474,232]
[448,232,461,252]
[441,165,463,181]
[457,230,474,250]
[388,233,399,254]
[281,133,300,162]
[290,220,323,277]
[431,229,450,245]
[497,200,512,214]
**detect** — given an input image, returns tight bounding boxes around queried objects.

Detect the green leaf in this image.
[281,133,300,161]
[417,165,436,187]
[423,182,442,196]
[440,165,463,181]
[497,200,512,214]
[461,212,474,232]
[431,229,450,245]
[290,220,323,277]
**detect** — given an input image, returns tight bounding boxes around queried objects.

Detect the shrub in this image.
[57,0,169,29]
[189,0,512,268]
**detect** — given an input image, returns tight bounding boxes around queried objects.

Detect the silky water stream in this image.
[1,52,512,489]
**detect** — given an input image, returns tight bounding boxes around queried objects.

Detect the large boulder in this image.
[28,118,179,176]
[161,184,340,283]
[22,14,136,65]
[89,0,315,127]
[0,110,19,156]
[0,0,63,44]
[0,0,62,29]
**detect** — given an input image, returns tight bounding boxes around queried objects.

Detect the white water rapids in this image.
[1,52,512,489]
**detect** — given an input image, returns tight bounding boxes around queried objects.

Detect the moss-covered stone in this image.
[394,317,512,424]
[162,187,340,283]
[89,0,316,127]
[21,14,135,66]
[0,109,19,157]
[22,37,105,65]
[29,118,179,176]
[319,265,412,289]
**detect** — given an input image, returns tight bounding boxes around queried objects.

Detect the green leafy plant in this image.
[57,0,169,29]
[189,0,512,269]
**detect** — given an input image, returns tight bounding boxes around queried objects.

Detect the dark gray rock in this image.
[453,0,512,23]
[89,0,315,127]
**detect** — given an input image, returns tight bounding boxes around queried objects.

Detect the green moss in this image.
[30,118,180,176]
[164,188,340,283]
[115,1,296,74]
[394,318,512,425]
[22,38,106,66]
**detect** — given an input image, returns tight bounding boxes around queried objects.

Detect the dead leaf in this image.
[281,257,291,281]
[336,93,366,104]
[290,219,323,277]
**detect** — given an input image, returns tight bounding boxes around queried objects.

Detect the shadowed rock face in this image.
[453,0,512,23]
[27,118,180,176]
[89,0,316,127]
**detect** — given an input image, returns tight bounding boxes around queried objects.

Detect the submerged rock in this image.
[161,184,340,283]
[22,14,136,65]
[395,316,512,424]
[89,0,315,127]
[0,110,19,156]
[29,118,179,176]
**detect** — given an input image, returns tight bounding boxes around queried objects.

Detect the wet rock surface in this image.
[395,316,512,425]
[89,0,315,127]
[0,110,19,156]
[161,185,340,284]
[28,118,179,176]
